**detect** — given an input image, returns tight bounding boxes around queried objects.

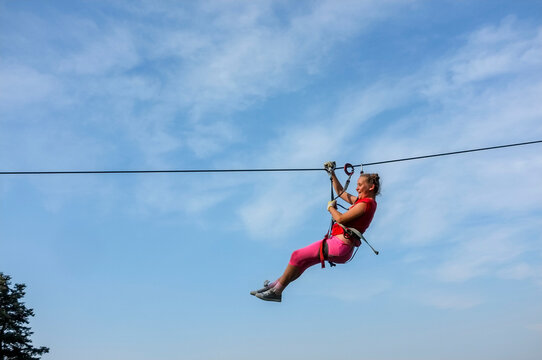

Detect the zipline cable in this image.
[358,140,542,168]
[1,139,541,175]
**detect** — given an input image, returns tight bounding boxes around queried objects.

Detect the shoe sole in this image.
[255,293,282,302]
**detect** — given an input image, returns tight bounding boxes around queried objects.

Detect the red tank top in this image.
[331,197,377,243]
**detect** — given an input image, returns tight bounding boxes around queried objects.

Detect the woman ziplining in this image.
[250,161,381,302]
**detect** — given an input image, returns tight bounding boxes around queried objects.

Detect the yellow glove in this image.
[323,161,336,175]
[327,200,337,211]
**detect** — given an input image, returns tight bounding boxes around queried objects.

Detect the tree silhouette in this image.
[0,273,49,360]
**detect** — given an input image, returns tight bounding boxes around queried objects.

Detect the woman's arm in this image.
[330,171,357,205]
[329,202,367,225]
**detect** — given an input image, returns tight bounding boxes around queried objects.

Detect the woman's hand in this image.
[327,200,337,211]
[323,161,336,175]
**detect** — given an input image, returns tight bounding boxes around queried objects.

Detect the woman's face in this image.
[356,176,374,197]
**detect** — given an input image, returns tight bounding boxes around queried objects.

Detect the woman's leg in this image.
[277,264,302,288]
[255,240,322,301]
[275,237,354,291]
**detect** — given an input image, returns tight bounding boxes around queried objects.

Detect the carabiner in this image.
[343,163,355,176]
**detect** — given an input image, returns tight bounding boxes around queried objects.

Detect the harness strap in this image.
[319,235,326,268]
[320,166,337,269]
[337,223,379,256]
[319,235,336,268]
[333,163,354,201]
[337,223,363,240]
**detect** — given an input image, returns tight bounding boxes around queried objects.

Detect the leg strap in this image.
[319,235,336,268]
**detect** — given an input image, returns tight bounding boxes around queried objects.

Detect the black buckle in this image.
[322,241,336,267]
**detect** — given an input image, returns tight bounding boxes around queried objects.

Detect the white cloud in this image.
[0,0,419,194]
[236,16,542,252]
[184,121,240,158]
[434,228,532,283]
[58,27,140,75]
[238,174,323,241]
[2,0,410,170]
[423,17,542,96]
[0,63,60,108]
[3,3,541,256]
[166,0,407,119]
[450,17,542,84]
[418,291,483,310]
[498,263,538,280]
[233,88,402,240]
[302,273,392,302]
[132,13,541,251]
[132,172,246,218]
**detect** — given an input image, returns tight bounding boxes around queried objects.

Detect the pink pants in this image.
[289,236,354,274]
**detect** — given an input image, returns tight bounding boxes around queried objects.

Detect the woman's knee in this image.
[289,249,304,267]
[289,247,320,270]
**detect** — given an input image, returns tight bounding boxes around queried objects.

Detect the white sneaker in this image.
[250,280,271,296]
[255,288,282,302]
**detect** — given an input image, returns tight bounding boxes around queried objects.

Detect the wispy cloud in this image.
[417,290,484,310]
[0,62,61,108]
[58,27,139,76]
[498,263,542,281]
[156,0,409,119]
[238,173,323,241]
[2,3,541,254]
[434,228,530,282]
[236,16,542,266]
[447,17,541,85]
[3,3,542,358]
[0,0,412,175]
[302,273,392,302]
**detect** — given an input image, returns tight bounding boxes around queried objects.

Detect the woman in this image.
[251,164,380,302]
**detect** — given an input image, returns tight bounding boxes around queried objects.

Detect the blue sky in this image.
[1,0,542,359]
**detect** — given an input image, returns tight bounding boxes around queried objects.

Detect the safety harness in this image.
[319,162,379,268]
